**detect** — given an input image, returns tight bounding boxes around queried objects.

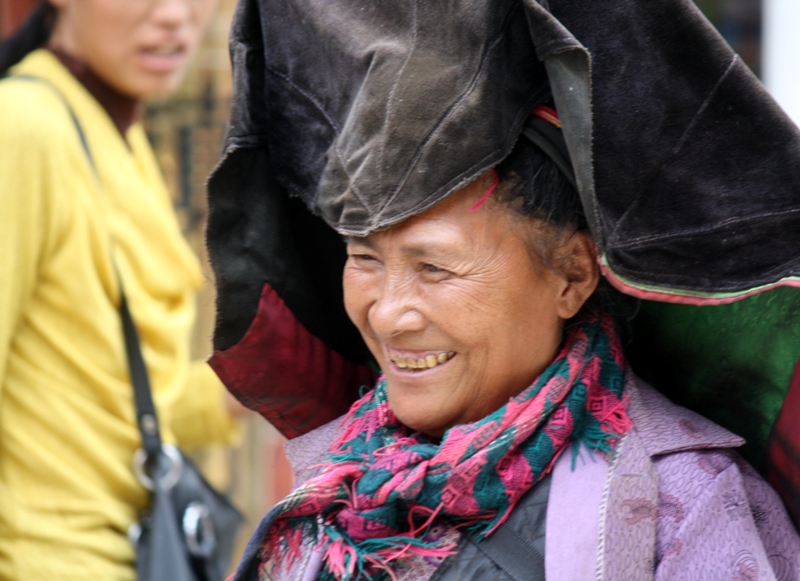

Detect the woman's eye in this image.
[422,263,446,274]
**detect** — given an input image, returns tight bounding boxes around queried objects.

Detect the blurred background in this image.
[1,0,798,563]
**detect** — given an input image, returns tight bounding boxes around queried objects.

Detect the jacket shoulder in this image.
[625,371,745,457]
[283,416,342,486]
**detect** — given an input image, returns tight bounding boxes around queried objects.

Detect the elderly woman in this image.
[207,0,800,578]
[220,134,800,580]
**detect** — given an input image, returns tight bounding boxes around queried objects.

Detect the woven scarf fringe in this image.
[319,524,457,581]
[573,392,633,463]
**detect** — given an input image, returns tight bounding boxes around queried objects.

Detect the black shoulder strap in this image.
[472,524,545,581]
[119,290,164,459]
[462,474,550,581]
[3,73,162,460]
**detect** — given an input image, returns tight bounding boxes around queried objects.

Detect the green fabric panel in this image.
[625,287,800,466]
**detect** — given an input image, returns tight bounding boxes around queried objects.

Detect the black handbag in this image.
[120,289,244,581]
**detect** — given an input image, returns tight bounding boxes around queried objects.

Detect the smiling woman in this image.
[242,139,627,580]
[343,173,596,437]
[224,121,800,580]
[205,0,800,579]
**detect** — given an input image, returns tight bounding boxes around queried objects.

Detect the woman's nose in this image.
[369,277,426,337]
[150,0,193,27]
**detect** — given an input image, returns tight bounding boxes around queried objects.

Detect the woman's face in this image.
[344,173,598,437]
[49,0,217,98]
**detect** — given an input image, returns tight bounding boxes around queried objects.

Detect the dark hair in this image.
[0,1,55,76]
[495,134,638,323]
[496,135,586,233]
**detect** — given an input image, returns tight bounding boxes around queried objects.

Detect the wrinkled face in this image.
[49,0,217,98]
[343,173,595,437]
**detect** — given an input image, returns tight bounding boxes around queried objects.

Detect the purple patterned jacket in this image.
[254,372,800,580]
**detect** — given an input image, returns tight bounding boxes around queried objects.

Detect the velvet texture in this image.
[208,0,800,368]
[210,0,800,307]
[539,0,800,294]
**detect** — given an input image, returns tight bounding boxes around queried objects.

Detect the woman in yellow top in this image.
[0,1,236,578]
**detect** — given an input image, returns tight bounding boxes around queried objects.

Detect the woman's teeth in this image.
[390,351,455,371]
[148,45,181,56]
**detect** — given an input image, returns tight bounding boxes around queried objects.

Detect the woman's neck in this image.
[48,48,141,137]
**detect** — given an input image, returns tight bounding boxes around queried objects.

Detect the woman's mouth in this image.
[137,44,187,73]
[148,45,182,56]
[388,351,455,371]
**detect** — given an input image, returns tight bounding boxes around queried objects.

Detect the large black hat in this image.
[206,0,800,522]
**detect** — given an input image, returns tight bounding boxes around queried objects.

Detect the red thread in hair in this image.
[468,168,500,212]
[532,105,561,128]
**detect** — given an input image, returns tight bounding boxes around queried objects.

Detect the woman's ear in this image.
[554,232,599,319]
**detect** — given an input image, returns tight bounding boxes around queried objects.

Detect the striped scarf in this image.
[260,313,630,580]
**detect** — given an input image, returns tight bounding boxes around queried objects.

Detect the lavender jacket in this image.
[237,372,800,580]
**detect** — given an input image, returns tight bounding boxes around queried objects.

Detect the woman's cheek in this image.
[424,278,495,319]
[343,267,377,324]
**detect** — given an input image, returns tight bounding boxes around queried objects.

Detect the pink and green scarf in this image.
[260,313,631,580]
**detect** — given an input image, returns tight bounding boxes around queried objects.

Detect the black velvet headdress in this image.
[206,0,800,524]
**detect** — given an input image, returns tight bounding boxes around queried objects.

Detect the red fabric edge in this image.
[208,283,377,439]
[763,358,800,529]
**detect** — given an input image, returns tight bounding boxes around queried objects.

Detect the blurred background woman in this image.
[0,1,238,578]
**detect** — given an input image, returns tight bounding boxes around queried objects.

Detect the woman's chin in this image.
[385,385,454,437]
[109,69,185,100]
[392,410,448,438]
[383,357,469,436]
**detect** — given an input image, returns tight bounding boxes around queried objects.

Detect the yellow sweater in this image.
[0,50,235,579]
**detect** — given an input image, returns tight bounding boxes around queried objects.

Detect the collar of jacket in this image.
[226,371,744,581]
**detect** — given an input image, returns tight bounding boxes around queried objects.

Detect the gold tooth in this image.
[425,355,438,368]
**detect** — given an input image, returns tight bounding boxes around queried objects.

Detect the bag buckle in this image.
[133,443,183,491]
[183,501,217,557]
